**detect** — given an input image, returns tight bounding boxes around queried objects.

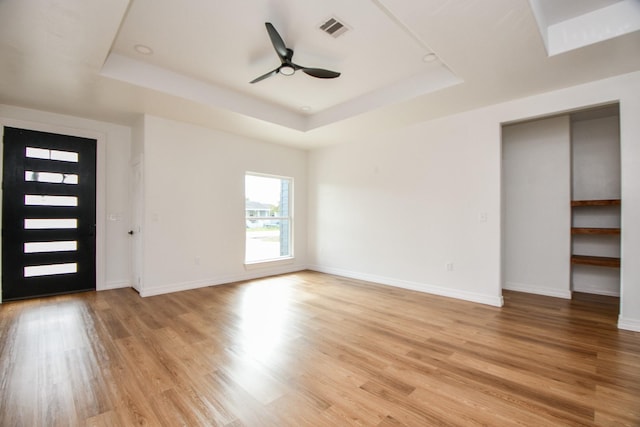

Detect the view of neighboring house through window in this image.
[245,173,292,263]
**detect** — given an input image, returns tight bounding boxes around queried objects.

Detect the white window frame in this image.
[244,172,293,266]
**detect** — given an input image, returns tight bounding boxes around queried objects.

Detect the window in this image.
[245,173,292,263]
[26,147,79,162]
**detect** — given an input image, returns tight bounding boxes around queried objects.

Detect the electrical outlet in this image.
[195,256,201,266]
[446,262,454,271]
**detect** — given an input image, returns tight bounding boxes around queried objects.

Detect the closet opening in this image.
[501,104,621,319]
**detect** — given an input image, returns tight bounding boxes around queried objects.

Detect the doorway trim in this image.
[0,118,107,303]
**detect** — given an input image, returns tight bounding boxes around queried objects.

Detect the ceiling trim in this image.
[309,66,462,129]
[100,53,306,130]
[100,52,462,132]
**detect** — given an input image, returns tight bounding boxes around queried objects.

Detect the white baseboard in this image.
[139,265,307,297]
[618,316,640,332]
[308,265,503,307]
[573,288,620,297]
[503,281,572,299]
[100,280,130,290]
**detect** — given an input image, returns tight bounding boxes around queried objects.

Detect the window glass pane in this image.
[25,194,78,206]
[25,147,50,160]
[25,171,78,185]
[63,174,79,184]
[24,218,77,229]
[25,147,78,162]
[245,175,285,216]
[245,174,292,263]
[24,241,77,253]
[50,150,78,162]
[245,219,291,262]
[24,263,77,278]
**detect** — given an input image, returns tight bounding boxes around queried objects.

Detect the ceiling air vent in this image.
[319,16,350,38]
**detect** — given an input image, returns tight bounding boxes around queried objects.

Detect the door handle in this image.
[128,230,134,235]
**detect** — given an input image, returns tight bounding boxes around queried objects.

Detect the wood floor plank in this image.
[1,271,639,426]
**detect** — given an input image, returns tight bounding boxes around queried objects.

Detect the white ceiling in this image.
[1,0,639,149]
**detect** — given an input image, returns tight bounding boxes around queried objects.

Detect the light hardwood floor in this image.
[1,271,639,426]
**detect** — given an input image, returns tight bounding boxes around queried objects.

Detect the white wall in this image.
[619,90,640,332]
[308,71,640,331]
[572,115,621,201]
[502,116,572,298]
[137,115,307,296]
[308,111,503,306]
[0,104,132,292]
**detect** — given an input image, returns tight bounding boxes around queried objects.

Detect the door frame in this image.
[0,118,107,303]
[130,156,144,294]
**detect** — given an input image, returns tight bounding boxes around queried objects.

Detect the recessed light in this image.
[423,53,437,62]
[134,44,153,55]
[300,106,312,112]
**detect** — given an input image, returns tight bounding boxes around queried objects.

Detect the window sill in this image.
[244,257,295,271]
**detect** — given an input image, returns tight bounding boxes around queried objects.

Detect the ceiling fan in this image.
[250,22,341,84]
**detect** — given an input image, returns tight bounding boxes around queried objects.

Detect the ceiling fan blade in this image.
[265,22,288,60]
[250,68,279,84]
[301,68,341,79]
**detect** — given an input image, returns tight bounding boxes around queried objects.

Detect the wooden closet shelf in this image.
[571,255,620,268]
[571,199,620,207]
[571,227,620,235]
